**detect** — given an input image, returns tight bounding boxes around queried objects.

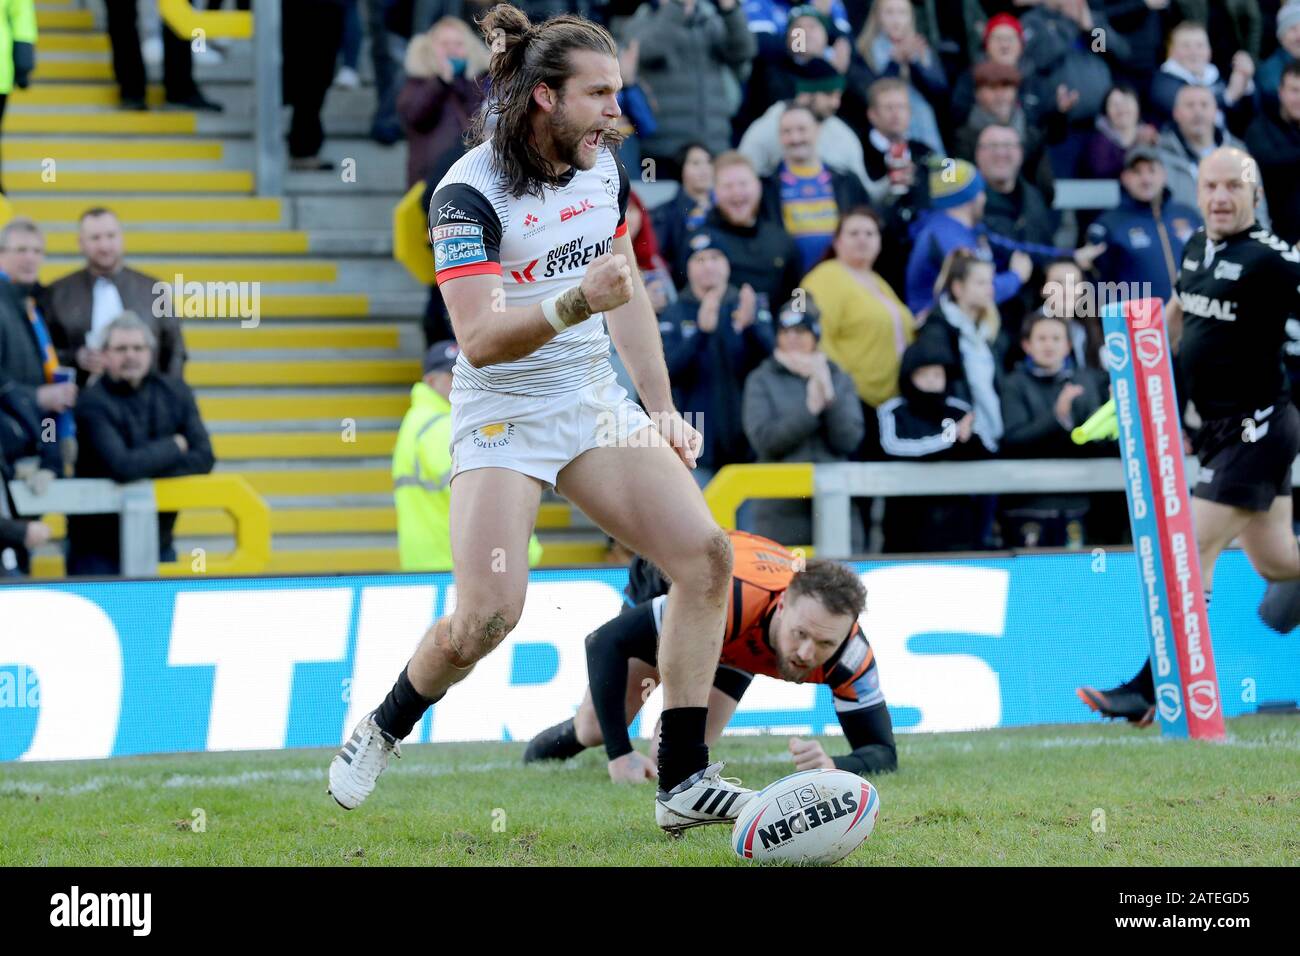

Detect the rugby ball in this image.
[732,768,879,865]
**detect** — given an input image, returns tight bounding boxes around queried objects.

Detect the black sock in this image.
[373,665,439,741]
[657,706,708,792]
[523,718,585,763]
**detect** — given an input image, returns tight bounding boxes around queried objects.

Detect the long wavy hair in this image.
[466,4,623,199]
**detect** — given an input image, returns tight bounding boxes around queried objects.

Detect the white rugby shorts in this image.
[449,379,656,487]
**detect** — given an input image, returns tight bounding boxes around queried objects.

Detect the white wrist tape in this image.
[541,291,572,333]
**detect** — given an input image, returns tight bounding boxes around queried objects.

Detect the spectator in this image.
[955,61,1062,202]
[856,76,933,291]
[66,313,214,576]
[737,4,846,138]
[738,59,870,187]
[744,0,853,62]
[1100,0,1170,102]
[1084,84,1160,181]
[800,207,915,452]
[998,311,1110,548]
[760,104,870,272]
[875,335,985,553]
[1155,84,1264,218]
[974,124,1058,257]
[0,375,58,576]
[904,159,1034,317]
[950,12,1026,124]
[622,0,756,179]
[1038,258,1104,372]
[913,248,1005,455]
[742,298,865,549]
[1149,20,1258,136]
[1258,2,1300,103]
[283,0,347,169]
[1085,146,1201,304]
[852,0,947,153]
[1177,0,1263,75]
[45,208,186,385]
[1018,0,1126,177]
[660,228,774,486]
[392,339,545,571]
[0,220,77,432]
[105,0,223,112]
[692,151,803,318]
[0,0,34,192]
[1245,59,1300,244]
[396,17,489,189]
[653,142,715,288]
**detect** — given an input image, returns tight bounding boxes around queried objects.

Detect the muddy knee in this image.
[440,605,521,667]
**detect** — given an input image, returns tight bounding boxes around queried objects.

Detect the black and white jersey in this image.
[1176,225,1300,420]
[428,141,630,396]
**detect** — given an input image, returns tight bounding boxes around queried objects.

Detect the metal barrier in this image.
[7,474,271,577]
[706,457,1249,558]
[157,0,281,196]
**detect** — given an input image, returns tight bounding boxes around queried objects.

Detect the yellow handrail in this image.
[394,182,437,284]
[153,474,271,576]
[704,462,813,533]
[159,0,252,41]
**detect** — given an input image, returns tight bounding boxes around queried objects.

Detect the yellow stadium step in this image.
[32,60,114,81]
[211,431,398,459]
[44,230,307,255]
[41,502,573,540]
[10,84,164,106]
[8,170,252,192]
[186,325,400,352]
[265,549,400,573]
[33,32,111,53]
[12,197,282,223]
[234,467,393,496]
[187,294,370,318]
[199,392,409,423]
[36,9,94,29]
[4,113,196,134]
[41,259,336,285]
[189,360,417,387]
[5,139,222,161]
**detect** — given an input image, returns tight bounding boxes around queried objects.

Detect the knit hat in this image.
[423,339,460,374]
[777,296,821,339]
[929,160,986,211]
[983,13,1024,47]
[684,226,731,263]
[1279,2,1300,40]
[794,56,847,95]
[787,4,835,40]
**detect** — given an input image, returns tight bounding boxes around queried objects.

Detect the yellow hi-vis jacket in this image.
[392,382,542,570]
[0,0,37,94]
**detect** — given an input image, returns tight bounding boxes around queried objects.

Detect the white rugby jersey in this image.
[428,140,630,395]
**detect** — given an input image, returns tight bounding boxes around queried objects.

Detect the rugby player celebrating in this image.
[1079,147,1300,724]
[525,532,897,784]
[329,6,747,834]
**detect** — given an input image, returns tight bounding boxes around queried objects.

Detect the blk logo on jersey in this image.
[559,199,594,222]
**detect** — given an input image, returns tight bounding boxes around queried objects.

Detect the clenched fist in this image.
[580,253,635,314]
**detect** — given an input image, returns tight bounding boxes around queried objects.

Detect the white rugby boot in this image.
[655,762,753,835]
[328,713,401,810]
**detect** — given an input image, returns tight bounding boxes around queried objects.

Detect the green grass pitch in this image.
[3,716,1297,866]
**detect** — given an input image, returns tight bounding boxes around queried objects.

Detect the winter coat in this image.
[396,32,486,189]
[741,353,864,548]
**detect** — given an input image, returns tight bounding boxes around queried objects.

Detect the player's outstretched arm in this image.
[585,605,659,768]
[788,703,898,777]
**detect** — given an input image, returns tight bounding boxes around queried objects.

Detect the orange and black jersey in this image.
[632,531,883,710]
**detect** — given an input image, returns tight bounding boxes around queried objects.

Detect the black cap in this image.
[776,297,821,339]
[423,339,460,375]
[685,227,731,262]
[1123,145,1162,170]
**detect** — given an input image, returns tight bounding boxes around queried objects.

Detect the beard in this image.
[549,99,603,171]
[775,653,814,683]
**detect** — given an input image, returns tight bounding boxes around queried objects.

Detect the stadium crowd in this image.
[5,0,1300,576]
